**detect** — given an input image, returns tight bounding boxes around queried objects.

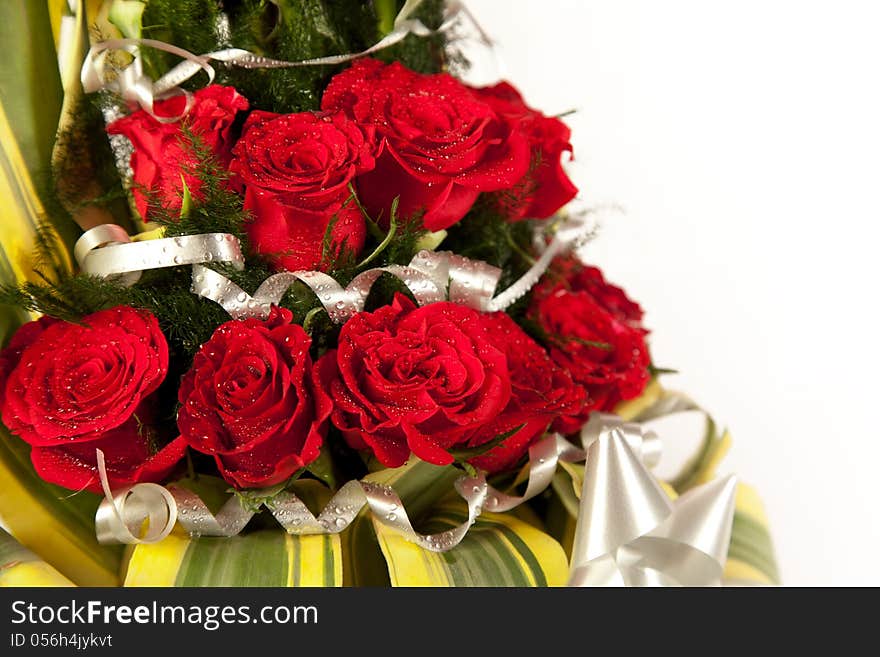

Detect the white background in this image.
[465,0,880,585]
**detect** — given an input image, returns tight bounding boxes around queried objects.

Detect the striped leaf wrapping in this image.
[125,531,342,587]
[0,527,75,587]
[0,0,124,587]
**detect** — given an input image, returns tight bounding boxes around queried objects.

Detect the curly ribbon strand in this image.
[94,412,735,584]
[81,1,484,120]
[74,225,245,286]
[187,214,589,321]
[76,209,592,321]
[94,449,177,544]
[92,418,641,547]
[97,464,487,551]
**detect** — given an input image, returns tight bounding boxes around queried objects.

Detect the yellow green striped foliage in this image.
[724,484,779,585]
[124,480,342,587]
[0,428,123,586]
[125,531,341,587]
[0,0,125,587]
[374,507,568,587]
[364,457,567,587]
[0,527,75,587]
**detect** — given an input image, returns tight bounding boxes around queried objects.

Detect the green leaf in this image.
[362,457,567,586]
[0,527,75,586]
[305,449,336,489]
[0,428,123,586]
[373,504,569,586]
[723,483,780,585]
[450,423,526,461]
[108,0,145,39]
[0,2,63,183]
[125,481,342,587]
[126,530,341,587]
[179,175,193,219]
[669,416,732,493]
[363,457,461,520]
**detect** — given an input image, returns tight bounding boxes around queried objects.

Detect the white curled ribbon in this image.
[77,208,595,320]
[74,225,245,285]
[81,1,486,120]
[165,476,487,553]
[94,414,736,585]
[94,415,652,547]
[94,450,177,544]
[92,424,590,548]
[188,212,594,322]
[96,458,487,551]
[190,250,502,322]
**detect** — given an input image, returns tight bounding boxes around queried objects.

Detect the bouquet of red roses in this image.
[0,0,776,588]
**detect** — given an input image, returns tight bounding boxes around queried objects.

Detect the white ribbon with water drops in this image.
[81,0,489,121]
[73,203,596,321]
[95,413,736,586]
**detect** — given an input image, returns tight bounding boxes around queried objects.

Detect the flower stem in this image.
[302,306,324,334]
[375,0,397,36]
[356,214,397,269]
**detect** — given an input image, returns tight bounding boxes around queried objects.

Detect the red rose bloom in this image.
[30,412,187,494]
[531,285,650,432]
[229,110,374,271]
[316,295,512,468]
[473,82,578,220]
[1,307,168,445]
[0,307,184,491]
[107,85,249,220]
[467,312,586,473]
[321,59,530,231]
[177,307,332,488]
[538,257,646,330]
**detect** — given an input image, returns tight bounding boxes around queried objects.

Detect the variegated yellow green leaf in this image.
[724,483,780,585]
[669,416,732,493]
[341,456,463,586]
[125,480,342,587]
[373,502,568,587]
[364,457,461,518]
[0,2,62,184]
[0,1,123,587]
[0,428,123,586]
[0,526,75,587]
[125,530,341,587]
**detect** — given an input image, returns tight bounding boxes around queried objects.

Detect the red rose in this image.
[229,110,374,271]
[531,285,650,432]
[321,59,530,231]
[1,307,168,445]
[467,312,586,473]
[0,307,183,491]
[473,82,578,220]
[30,412,187,494]
[538,257,646,330]
[107,85,249,220]
[316,295,512,468]
[177,307,332,488]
